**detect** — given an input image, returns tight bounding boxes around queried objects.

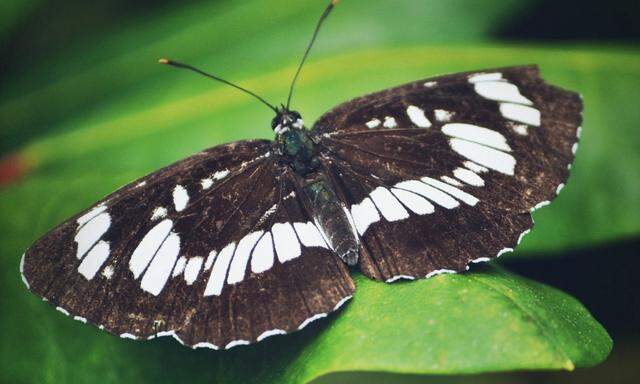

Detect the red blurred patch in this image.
[0,154,31,188]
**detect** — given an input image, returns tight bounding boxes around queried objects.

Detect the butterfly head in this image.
[272,108,304,135]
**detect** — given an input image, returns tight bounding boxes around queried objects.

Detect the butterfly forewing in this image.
[313,65,581,281]
[22,139,354,348]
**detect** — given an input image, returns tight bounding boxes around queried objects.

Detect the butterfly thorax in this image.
[277,128,319,175]
[272,110,360,266]
[273,110,320,175]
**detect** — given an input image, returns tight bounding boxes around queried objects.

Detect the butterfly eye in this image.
[271,116,280,129]
[292,111,302,120]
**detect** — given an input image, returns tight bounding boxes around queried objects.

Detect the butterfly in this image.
[20,0,581,350]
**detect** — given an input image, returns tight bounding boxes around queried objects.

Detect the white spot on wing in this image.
[383,116,398,128]
[441,175,463,187]
[423,81,437,88]
[365,118,381,129]
[333,295,353,310]
[201,178,213,189]
[172,256,187,277]
[56,307,69,316]
[75,212,111,259]
[395,180,459,209]
[450,138,516,175]
[257,329,286,342]
[442,123,511,152]
[391,188,435,215]
[497,248,513,257]
[204,250,217,271]
[77,241,110,280]
[369,186,410,221]
[204,242,236,296]
[426,269,455,278]
[556,183,565,194]
[213,169,230,180]
[225,340,250,349]
[257,204,277,226]
[406,105,432,128]
[193,342,219,350]
[386,275,416,283]
[77,204,107,226]
[140,232,181,295]
[464,161,488,173]
[298,313,327,330]
[532,200,550,211]
[468,72,503,83]
[102,265,114,279]
[227,231,263,284]
[184,256,203,285]
[129,219,173,279]
[434,109,454,122]
[172,185,189,212]
[272,223,301,263]
[517,229,531,245]
[500,103,541,126]
[421,177,479,206]
[120,333,137,340]
[251,232,274,273]
[453,167,485,187]
[474,81,533,105]
[509,122,529,136]
[20,253,29,288]
[293,222,328,248]
[151,206,167,221]
[350,197,380,236]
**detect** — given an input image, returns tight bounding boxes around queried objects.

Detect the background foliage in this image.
[1,0,638,383]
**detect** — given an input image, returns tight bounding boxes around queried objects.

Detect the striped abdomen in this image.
[304,176,359,265]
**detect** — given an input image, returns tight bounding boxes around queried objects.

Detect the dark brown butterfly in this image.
[20,1,581,350]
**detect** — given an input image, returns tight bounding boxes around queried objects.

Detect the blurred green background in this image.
[1,0,639,383]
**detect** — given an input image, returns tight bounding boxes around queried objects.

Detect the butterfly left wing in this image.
[312,65,581,281]
[21,140,354,348]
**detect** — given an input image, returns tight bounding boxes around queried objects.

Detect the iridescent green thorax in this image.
[276,126,319,175]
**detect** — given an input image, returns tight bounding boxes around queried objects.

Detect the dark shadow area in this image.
[496,0,640,41]
[503,238,640,335]
[0,0,205,84]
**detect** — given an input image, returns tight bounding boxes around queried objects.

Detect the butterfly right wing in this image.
[22,139,354,349]
[312,66,581,281]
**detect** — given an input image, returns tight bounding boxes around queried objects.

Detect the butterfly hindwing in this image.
[313,65,581,281]
[22,140,354,348]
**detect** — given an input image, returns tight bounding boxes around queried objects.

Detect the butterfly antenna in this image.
[159,58,279,113]
[285,0,339,110]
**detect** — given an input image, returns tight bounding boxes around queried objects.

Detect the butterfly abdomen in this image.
[303,176,359,266]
